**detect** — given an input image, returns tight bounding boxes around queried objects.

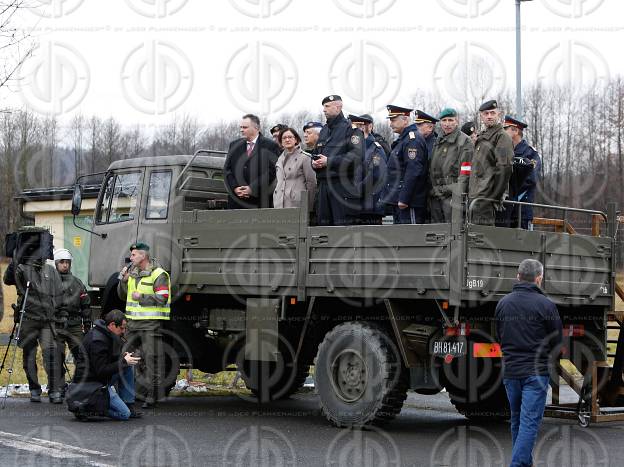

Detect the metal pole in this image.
[515,0,522,117]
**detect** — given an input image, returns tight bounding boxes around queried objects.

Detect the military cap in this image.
[503,115,528,130]
[322,95,342,105]
[348,114,373,124]
[270,124,287,134]
[415,110,439,124]
[386,105,413,118]
[461,121,476,136]
[302,121,323,132]
[130,242,150,252]
[438,108,458,119]
[479,99,498,112]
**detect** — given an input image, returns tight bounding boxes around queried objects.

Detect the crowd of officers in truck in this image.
[224,95,541,228]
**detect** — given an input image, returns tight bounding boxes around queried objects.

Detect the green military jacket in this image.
[429,127,473,199]
[469,123,514,201]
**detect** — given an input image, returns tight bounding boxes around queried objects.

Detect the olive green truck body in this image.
[77,154,617,427]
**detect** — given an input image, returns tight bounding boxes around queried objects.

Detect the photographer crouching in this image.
[72,310,142,420]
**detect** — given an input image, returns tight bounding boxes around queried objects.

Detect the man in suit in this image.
[224,114,281,209]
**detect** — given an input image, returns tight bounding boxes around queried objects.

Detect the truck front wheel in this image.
[315,321,408,428]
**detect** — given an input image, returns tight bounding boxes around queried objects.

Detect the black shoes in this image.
[126,403,143,419]
[141,400,157,409]
[49,392,63,404]
[30,390,42,403]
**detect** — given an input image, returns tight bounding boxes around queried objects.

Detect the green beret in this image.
[438,108,458,119]
[130,242,150,252]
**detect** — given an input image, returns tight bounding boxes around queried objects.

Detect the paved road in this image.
[0,391,620,466]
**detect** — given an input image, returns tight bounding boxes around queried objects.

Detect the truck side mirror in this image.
[71,184,83,216]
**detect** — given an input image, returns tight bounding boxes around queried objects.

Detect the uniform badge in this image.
[408,148,417,160]
[351,135,360,145]
[372,155,381,166]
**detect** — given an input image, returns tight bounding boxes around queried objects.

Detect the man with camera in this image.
[117,242,170,409]
[73,309,141,420]
[3,239,64,403]
[54,248,92,394]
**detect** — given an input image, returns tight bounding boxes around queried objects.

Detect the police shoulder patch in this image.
[351,135,360,145]
[408,147,417,160]
[409,131,416,140]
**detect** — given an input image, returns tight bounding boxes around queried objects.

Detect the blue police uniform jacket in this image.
[358,134,388,216]
[315,112,363,198]
[512,139,540,219]
[385,124,429,209]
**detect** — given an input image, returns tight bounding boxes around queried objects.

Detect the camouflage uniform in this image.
[469,123,514,225]
[429,127,473,223]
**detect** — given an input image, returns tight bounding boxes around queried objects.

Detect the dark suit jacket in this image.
[224,135,281,209]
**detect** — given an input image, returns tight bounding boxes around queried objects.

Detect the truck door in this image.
[89,169,143,287]
[137,168,175,275]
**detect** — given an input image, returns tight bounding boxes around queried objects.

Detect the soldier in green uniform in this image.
[54,248,92,393]
[429,108,474,223]
[117,242,170,408]
[469,100,514,225]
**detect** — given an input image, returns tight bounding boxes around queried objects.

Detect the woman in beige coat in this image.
[273,127,317,210]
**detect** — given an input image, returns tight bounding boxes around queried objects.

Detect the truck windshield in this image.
[96,171,142,224]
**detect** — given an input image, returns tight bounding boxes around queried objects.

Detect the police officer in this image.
[415,110,439,160]
[469,100,514,225]
[54,248,91,391]
[349,114,388,225]
[270,123,288,149]
[3,252,64,403]
[429,108,474,223]
[302,121,323,153]
[361,114,392,156]
[385,105,429,224]
[117,242,170,408]
[311,95,364,226]
[503,115,541,229]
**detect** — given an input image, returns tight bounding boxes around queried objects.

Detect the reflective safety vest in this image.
[125,267,170,320]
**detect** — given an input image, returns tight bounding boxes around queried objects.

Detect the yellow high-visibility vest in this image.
[125,267,170,320]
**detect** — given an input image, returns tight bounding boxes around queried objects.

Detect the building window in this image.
[146,171,172,220]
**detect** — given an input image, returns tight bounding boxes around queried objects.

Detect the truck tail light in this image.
[473,343,502,358]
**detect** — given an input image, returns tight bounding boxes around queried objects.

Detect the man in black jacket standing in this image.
[224,114,281,209]
[495,259,562,467]
[73,310,141,420]
[312,95,364,225]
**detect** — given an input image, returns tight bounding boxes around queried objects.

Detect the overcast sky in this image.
[3,0,622,130]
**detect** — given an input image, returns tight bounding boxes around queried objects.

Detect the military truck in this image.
[70,151,618,427]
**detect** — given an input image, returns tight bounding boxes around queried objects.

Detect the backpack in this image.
[66,381,110,420]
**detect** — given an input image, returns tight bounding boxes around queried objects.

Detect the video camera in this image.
[4,227,54,266]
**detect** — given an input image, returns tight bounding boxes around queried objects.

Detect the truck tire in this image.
[449,385,510,421]
[315,321,408,428]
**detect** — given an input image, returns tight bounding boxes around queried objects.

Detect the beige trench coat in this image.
[273,146,317,210]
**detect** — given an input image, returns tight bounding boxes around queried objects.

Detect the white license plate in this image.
[431,339,467,357]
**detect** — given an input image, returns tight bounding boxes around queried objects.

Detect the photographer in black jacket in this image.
[73,310,141,420]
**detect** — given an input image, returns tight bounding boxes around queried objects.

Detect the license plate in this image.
[431,338,467,358]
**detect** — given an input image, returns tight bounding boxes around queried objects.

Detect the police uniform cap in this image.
[130,242,150,252]
[438,108,458,119]
[415,110,439,124]
[348,114,373,124]
[386,105,413,118]
[461,121,476,136]
[270,124,287,134]
[479,100,498,112]
[302,121,323,132]
[503,115,528,130]
[322,95,342,105]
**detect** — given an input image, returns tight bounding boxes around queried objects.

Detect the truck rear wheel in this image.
[315,321,408,428]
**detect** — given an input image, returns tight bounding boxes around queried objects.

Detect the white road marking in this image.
[0,430,113,466]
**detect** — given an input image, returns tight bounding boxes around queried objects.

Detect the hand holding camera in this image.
[123,352,140,366]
